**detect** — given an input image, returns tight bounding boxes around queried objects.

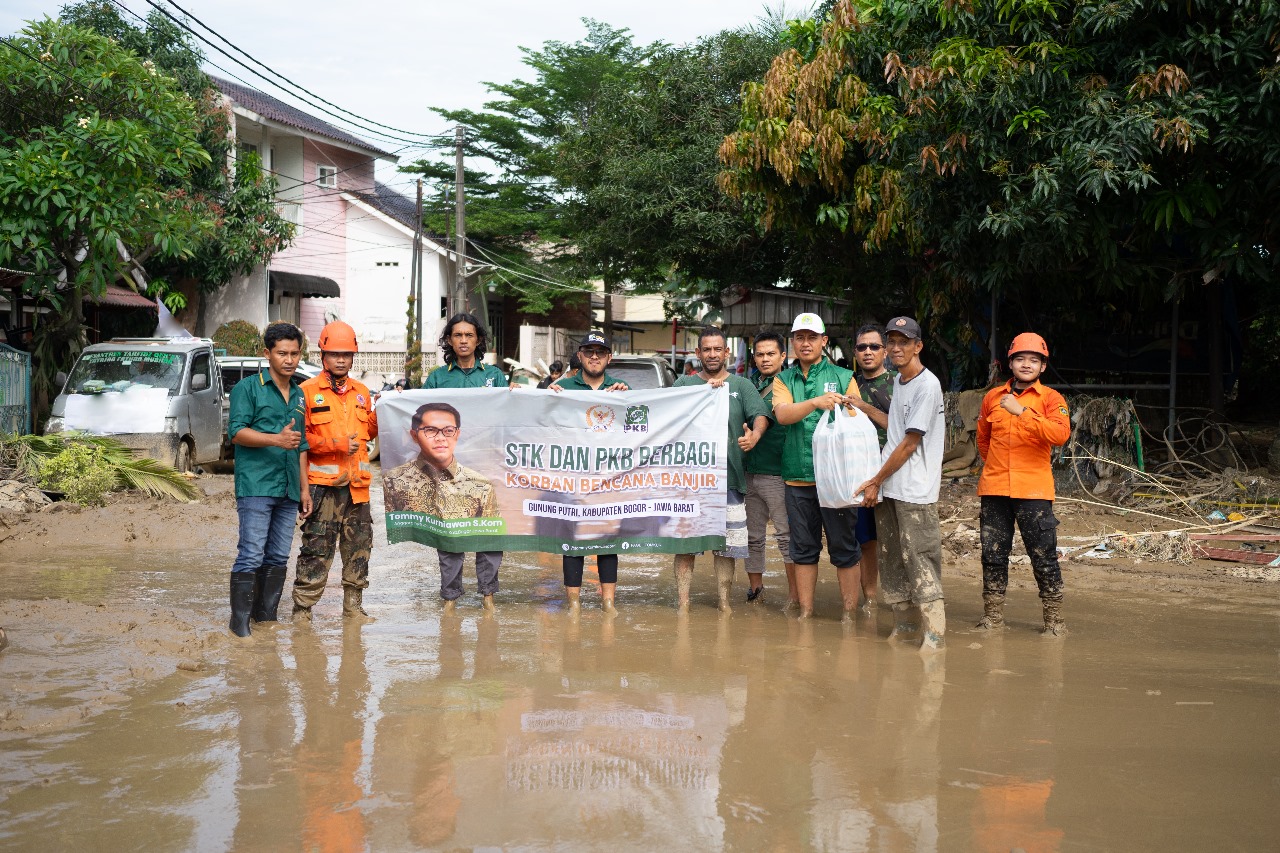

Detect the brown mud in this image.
[1,475,1278,850]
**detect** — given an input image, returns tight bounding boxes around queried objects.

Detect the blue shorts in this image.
[855,506,878,545]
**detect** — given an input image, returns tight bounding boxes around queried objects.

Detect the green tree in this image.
[59,1,294,329]
[0,17,216,406]
[720,0,1280,382]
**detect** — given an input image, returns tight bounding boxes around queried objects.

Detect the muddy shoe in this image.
[1041,596,1067,637]
[975,592,1006,630]
[746,586,764,603]
[888,602,919,641]
[292,604,313,623]
[481,594,497,613]
[343,588,373,620]
[442,599,458,615]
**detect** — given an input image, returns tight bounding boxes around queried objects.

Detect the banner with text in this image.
[377,386,728,555]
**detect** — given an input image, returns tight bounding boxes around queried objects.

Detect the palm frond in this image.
[112,455,201,501]
[1,433,200,502]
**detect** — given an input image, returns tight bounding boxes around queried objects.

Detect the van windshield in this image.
[67,350,186,395]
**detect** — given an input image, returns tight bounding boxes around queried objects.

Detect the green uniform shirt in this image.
[229,371,310,502]
[423,361,508,389]
[551,372,628,391]
[675,373,770,495]
[773,358,856,484]
[745,373,785,477]
[857,368,897,447]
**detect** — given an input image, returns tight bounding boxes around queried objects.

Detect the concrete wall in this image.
[202,265,268,336]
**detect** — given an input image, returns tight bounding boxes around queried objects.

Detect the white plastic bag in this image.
[812,405,881,508]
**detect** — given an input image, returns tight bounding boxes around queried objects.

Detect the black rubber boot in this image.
[229,573,255,637]
[252,565,288,623]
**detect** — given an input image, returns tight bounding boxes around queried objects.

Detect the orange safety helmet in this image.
[318,320,359,353]
[1008,332,1049,360]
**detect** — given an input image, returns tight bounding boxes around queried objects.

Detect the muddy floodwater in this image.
[2,506,1279,851]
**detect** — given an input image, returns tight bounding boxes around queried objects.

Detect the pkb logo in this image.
[623,405,649,433]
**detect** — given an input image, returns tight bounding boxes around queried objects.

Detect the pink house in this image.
[201,76,456,381]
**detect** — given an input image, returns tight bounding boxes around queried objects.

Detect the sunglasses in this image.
[855,343,883,352]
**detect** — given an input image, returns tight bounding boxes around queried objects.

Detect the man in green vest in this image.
[771,313,867,620]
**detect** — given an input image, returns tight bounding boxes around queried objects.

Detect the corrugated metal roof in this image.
[89,285,157,309]
[211,75,396,160]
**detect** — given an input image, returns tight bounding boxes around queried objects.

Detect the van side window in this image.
[190,353,211,391]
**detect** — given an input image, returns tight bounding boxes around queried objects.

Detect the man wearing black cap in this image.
[857,316,947,652]
[551,332,629,612]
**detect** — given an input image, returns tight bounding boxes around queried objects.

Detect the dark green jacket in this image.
[423,361,507,389]
[777,358,855,484]
[744,374,785,477]
[552,372,628,391]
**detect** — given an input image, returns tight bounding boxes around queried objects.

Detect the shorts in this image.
[855,506,878,545]
[784,484,860,568]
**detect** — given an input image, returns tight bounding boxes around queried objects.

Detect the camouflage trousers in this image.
[293,485,373,609]
[875,498,944,605]
[980,496,1063,599]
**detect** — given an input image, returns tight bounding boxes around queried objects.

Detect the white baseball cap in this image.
[790,313,826,335]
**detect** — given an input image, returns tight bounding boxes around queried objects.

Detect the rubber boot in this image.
[601,582,617,615]
[252,565,287,623]
[343,587,373,620]
[228,573,255,637]
[920,599,946,652]
[888,601,919,641]
[1041,594,1067,637]
[975,592,1006,630]
[565,586,581,614]
[713,556,735,614]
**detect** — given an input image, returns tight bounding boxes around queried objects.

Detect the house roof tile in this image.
[211,75,396,160]
[349,182,447,243]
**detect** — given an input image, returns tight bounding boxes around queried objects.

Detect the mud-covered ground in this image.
[1,474,1278,850]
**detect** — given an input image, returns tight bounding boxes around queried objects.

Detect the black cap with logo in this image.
[884,316,922,340]
[579,331,612,351]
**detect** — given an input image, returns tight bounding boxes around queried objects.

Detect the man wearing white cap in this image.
[771,313,867,619]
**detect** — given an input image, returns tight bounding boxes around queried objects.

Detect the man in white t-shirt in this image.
[856,316,947,651]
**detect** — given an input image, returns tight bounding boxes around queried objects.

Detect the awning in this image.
[87,284,157,308]
[269,270,340,298]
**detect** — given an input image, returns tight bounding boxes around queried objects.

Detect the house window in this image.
[316,165,337,188]
[375,261,400,267]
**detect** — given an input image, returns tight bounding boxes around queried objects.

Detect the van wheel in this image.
[175,440,193,474]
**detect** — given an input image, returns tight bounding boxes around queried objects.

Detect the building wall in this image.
[202,265,269,335]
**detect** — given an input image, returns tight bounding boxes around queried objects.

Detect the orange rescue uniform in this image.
[300,372,379,502]
[977,379,1071,500]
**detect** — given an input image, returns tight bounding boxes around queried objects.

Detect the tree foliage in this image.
[720,0,1280,375]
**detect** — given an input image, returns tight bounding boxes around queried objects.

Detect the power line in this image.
[143,0,450,146]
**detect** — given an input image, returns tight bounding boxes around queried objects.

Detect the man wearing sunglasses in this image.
[845,323,895,615]
[383,402,500,612]
[551,332,629,612]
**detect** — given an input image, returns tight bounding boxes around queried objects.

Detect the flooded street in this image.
[2,496,1279,851]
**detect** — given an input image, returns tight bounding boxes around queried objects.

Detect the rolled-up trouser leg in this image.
[438,550,465,601]
[1013,498,1064,600]
[596,554,618,584]
[338,498,374,591]
[563,555,585,588]
[294,485,341,608]
[475,551,502,596]
[980,495,1015,597]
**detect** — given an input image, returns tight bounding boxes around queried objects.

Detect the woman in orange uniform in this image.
[976,333,1072,635]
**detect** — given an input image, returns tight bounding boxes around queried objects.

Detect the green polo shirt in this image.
[551,372,628,391]
[675,373,770,496]
[229,371,309,502]
[423,360,508,389]
[745,373,785,477]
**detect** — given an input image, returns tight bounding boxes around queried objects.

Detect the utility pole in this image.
[414,179,424,358]
[454,125,467,314]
